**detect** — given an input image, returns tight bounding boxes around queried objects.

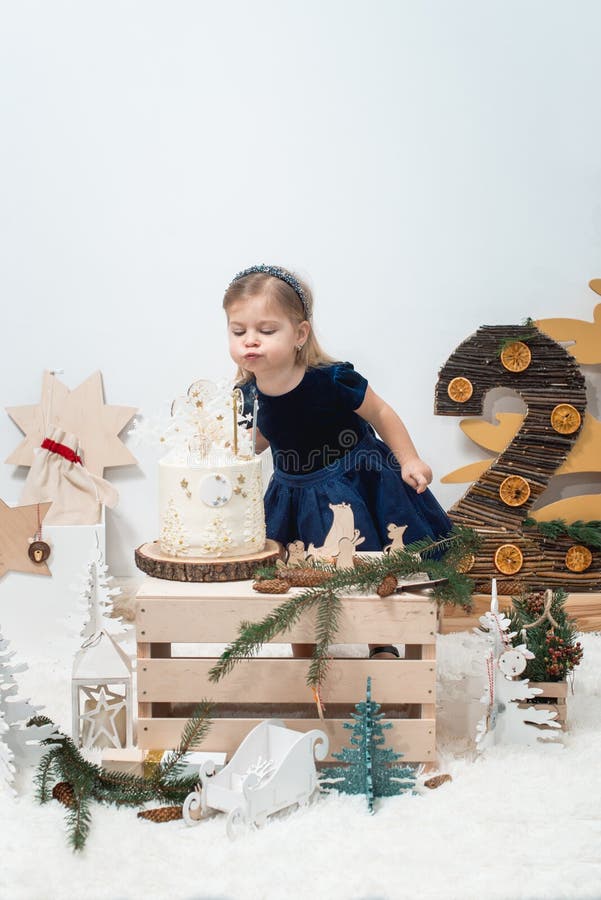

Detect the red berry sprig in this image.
[543,632,583,679]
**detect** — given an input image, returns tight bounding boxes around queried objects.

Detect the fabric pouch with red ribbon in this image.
[21,427,118,524]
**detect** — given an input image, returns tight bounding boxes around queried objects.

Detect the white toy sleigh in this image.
[183,720,329,837]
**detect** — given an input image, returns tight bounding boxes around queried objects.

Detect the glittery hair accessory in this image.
[229,264,310,319]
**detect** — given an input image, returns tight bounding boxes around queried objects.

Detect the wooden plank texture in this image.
[136,596,437,644]
[137,658,436,704]
[441,593,601,633]
[136,717,436,762]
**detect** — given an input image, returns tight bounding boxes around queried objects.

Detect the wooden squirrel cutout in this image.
[285,540,308,566]
[334,536,356,570]
[383,523,408,554]
[307,502,365,560]
[276,540,308,571]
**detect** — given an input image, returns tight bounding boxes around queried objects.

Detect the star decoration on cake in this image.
[5,370,138,476]
[79,685,127,749]
[0,499,52,578]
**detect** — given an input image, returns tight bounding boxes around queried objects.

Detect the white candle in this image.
[491,577,498,613]
[232,390,239,456]
[251,398,259,455]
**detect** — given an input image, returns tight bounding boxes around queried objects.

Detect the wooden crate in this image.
[520,680,568,728]
[135,577,439,766]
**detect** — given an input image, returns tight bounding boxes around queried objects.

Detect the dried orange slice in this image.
[499,475,531,507]
[447,377,473,403]
[494,544,524,575]
[550,404,582,435]
[500,341,532,372]
[456,553,476,573]
[565,545,592,573]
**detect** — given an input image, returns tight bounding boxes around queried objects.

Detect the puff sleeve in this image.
[332,362,368,411]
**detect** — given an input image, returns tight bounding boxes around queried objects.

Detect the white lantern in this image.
[71,630,133,749]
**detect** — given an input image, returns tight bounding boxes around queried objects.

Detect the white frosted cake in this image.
[159,449,265,558]
[150,378,266,559]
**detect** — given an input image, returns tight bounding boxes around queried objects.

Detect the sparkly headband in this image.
[229,264,310,320]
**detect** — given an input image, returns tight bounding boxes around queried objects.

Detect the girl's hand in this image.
[401,457,432,494]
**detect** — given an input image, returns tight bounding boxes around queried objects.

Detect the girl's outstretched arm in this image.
[355,387,433,493]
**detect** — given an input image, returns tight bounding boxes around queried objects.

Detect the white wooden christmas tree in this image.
[475,587,562,749]
[0,710,16,796]
[0,626,55,794]
[78,541,126,640]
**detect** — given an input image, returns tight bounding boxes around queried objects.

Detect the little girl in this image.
[224,264,452,659]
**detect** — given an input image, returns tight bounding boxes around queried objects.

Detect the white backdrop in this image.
[1,1,600,575]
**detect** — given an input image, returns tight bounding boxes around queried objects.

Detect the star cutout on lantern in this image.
[0,499,52,578]
[79,685,127,749]
[5,370,138,476]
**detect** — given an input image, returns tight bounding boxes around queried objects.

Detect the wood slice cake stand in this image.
[135,539,283,583]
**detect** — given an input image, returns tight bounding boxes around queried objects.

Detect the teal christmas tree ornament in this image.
[320,677,417,813]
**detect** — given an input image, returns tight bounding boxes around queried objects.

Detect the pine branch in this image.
[208,590,323,682]
[34,749,60,803]
[523,517,601,548]
[27,714,54,729]
[211,527,478,690]
[154,700,213,782]
[33,704,213,850]
[66,787,93,852]
[307,590,342,689]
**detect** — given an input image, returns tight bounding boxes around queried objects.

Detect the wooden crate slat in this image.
[137,659,436,704]
[528,681,568,699]
[136,717,436,762]
[136,596,437,644]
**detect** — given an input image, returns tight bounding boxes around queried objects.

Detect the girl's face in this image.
[227,293,309,375]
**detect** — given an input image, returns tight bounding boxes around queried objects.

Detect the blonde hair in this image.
[223,268,336,384]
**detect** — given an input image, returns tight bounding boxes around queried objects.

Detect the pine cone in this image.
[137,806,184,823]
[281,567,332,587]
[424,773,452,790]
[376,575,398,597]
[253,579,290,594]
[499,579,524,596]
[52,781,75,808]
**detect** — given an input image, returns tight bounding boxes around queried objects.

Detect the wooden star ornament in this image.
[79,685,127,749]
[0,499,52,578]
[5,370,138,476]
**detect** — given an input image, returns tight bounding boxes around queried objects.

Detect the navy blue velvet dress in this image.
[241,362,451,551]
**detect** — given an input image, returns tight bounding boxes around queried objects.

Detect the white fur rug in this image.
[1,630,600,900]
